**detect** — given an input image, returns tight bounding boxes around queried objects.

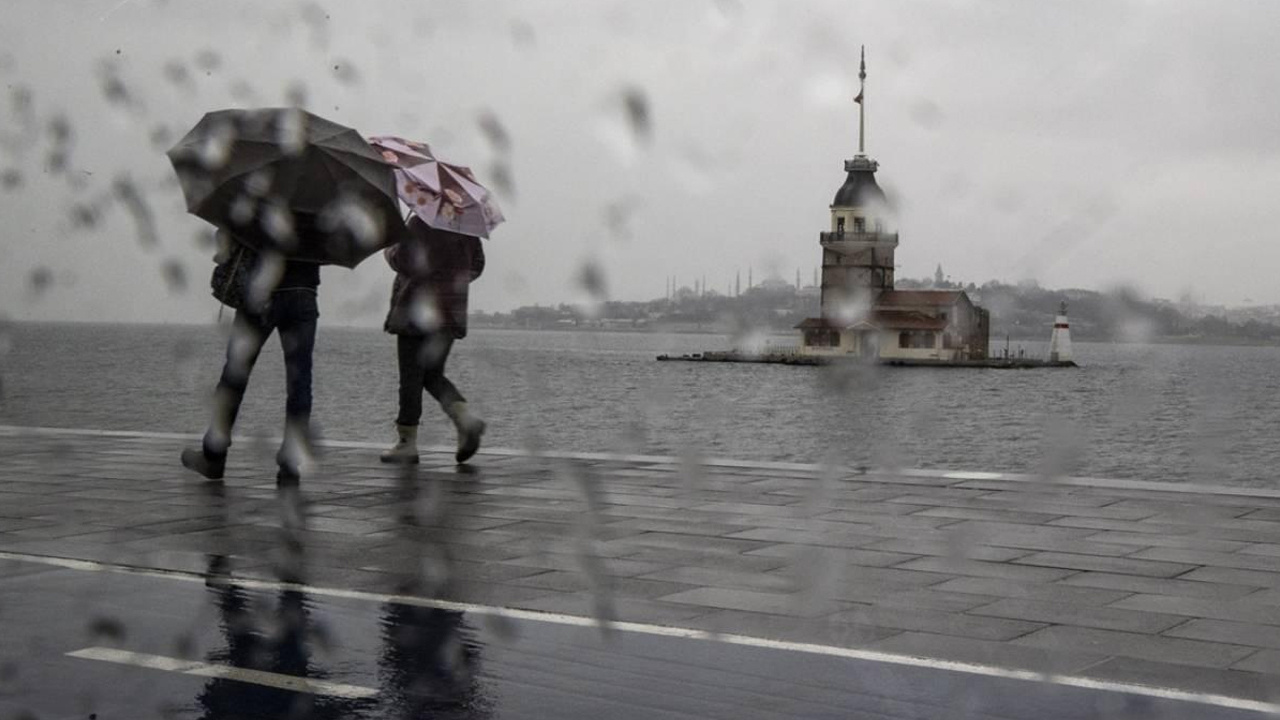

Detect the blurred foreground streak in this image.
[2,425,1280,718]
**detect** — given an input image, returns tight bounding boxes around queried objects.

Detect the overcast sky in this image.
[2,0,1279,324]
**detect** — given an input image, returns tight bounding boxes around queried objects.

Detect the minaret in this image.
[735,270,741,297]
[819,45,897,321]
[1049,301,1072,363]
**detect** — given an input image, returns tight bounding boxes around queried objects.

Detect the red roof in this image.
[877,290,964,307]
[795,317,840,330]
[859,310,948,331]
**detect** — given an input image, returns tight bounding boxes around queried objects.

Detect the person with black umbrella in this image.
[181,226,323,483]
[170,109,404,482]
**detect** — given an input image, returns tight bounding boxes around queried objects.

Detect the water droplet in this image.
[320,195,384,250]
[284,81,308,108]
[332,60,359,85]
[112,175,159,248]
[149,124,174,151]
[275,108,308,155]
[621,86,652,143]
[160,259,187,293]
[87,616,127,642]
[162,60,193,91]
[197,120,237,170]
[487,160,515,201]
[28,267,53,295]
[509,19,536,48]
[476,111,511,154]
[193,49,222,72]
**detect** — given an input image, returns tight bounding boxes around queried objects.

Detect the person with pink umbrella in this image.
[371,137,505,464]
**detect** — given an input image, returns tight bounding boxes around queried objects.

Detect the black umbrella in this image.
[167,108,406,268]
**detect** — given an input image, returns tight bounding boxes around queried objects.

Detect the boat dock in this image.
[657,351,1077,369]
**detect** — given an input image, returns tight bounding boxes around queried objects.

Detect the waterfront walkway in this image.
[3,425,1280,715]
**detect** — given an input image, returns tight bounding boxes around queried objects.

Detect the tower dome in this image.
[833,155,886,208]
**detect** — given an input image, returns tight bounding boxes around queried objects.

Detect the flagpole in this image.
[858,45,866,155]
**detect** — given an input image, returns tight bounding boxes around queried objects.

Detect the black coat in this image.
[383,218,485,338]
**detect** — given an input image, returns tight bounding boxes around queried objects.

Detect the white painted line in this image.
[6,551,1278,714]
[941,471,1010,481]
[67,647,378,698]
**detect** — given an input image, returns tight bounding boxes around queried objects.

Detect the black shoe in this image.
[181,447,226,480]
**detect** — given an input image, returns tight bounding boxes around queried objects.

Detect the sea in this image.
[3,322,1279,487]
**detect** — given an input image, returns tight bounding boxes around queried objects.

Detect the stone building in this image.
[797,48,989,361]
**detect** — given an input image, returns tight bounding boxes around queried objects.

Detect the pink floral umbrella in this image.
[367,136,505,239]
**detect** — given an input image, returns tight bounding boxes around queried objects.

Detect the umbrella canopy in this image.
[168,108,406,268]
[367,136,505,239]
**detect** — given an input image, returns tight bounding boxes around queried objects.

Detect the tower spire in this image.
[856,45,867,155]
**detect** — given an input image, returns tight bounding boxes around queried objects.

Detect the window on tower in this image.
[853,217,866,234]
[836,217,845,234]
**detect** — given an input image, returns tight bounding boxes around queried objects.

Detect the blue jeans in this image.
[204,290,318,455]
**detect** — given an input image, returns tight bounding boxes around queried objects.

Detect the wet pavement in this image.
[3,426,1280,718]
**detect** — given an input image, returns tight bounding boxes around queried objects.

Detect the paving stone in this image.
[932,520,1096,542]
[1013,625,1257,669]
[867,631,1105,675]
[1232,649,1280,674]
[637,566,797,593]
[828,604,1045,641]
[1010,552,1197,578]
[721,527,879,547]
[894,557,1077,583]
[497,553,671,578]
[815,509,959,529]
[603,517,754,537]
[967,598,1185,633]
[1163,618,1280,649]
[1108,594,1280,626]
[910,507,1066,525]
[1081,531,1249,553]
[1078,657,1280,703]
[932,576,1132,605]
[858,538,1028,562]
[657,587,842,617]
[616,547,789,573]
[866,588,1002,613]
[1056,572,1259,600]
[1178,566,1280,588]
[1046,516,1197,535]
[602,532,777,555]
[745,545,918,567]
[1238,543,1280,558]
[1128,546,1280,573]
[507,570,698,599]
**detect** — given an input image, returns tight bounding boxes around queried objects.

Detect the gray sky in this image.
[3,0,1279,324]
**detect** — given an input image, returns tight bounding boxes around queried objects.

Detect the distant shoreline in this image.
[5,319,1280,348]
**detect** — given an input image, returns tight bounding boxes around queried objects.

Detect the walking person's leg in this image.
[381,334,428,464]
[182,310,272,479]
[420,334,485,463]
[275,292,318,482]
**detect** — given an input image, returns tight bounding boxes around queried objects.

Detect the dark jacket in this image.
[383,218,485,338]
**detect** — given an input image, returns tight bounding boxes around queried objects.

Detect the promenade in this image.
[3,425,1280,717]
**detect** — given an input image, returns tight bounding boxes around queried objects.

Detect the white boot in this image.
[380,423,420,464]
[446,402,485,464]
